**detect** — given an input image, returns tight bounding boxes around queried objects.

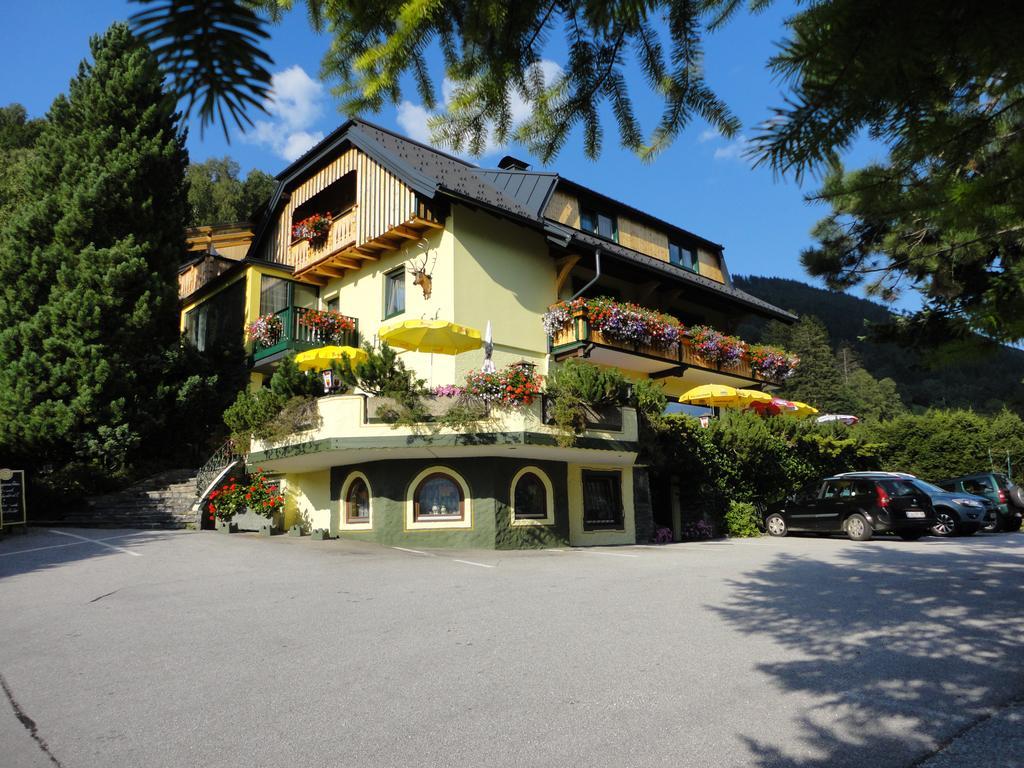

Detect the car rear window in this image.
[878,480,918,497]
[994,474,1010,489]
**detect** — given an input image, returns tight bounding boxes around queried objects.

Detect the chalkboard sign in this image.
[0,469,26,528]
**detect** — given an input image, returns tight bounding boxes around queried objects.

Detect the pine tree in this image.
[0,24,189,479]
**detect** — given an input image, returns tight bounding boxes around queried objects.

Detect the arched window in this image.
[514,472,547,520]
[346,477,370,523]
[510,467,554,526]
[414,473,465,521]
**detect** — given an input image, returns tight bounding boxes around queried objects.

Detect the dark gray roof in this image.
[256,118,793,321]
[475,168,558,216]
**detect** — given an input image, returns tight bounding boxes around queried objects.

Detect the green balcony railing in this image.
[252,307,359,364]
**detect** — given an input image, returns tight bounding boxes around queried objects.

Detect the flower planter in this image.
[216,521,238,533]
[541,397,623,430]
[364,395,449,423]
[311,528,333,541]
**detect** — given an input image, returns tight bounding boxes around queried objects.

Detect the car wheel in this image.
[931,509,959,537]
[983,518,999,533]
[898,531,925,541]
[765,513,788,537]
[845,513,872,541]
[1004,516,1023,533]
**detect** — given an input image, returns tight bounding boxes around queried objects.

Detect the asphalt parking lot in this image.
[1,528,1023,768]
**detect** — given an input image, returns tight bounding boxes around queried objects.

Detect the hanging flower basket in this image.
[246,313,283,347]
[291,212,332,244]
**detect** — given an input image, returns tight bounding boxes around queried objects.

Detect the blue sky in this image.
[1,2,898,304]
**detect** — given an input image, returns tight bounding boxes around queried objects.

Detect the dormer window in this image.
[669,242,699,273]
[580,207,618,242]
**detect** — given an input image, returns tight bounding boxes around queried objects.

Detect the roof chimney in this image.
[497,155,530,171]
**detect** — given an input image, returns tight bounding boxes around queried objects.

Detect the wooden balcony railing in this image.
[549,309,778,385]
[289,209,358,273]
[252,306,359,364]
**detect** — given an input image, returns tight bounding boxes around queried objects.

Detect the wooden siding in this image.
[260,147,421,267]
[545,189,580,228]
[618,216,670,261]
[697,248,725,283]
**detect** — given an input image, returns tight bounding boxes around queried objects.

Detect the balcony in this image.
[290,209,358,277]
[251,306,360,365]
[548,307,785,387]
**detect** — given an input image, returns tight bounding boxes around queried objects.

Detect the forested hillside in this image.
[735,276,1024,415]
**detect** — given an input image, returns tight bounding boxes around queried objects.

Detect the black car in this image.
[936,473,1024,532]
[764,473,935,541]
[903,478,997,537]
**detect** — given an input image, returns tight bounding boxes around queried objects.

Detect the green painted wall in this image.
[329,457,571,549]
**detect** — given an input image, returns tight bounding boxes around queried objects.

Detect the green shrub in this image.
[546,360,630,446]
[632,377,668,425]
[724,501,761,538]
[332,342,426,402]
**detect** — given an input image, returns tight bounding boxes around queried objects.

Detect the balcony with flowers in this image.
[289,208,358,276]
[542,297,798,387]
[248,308,359,365]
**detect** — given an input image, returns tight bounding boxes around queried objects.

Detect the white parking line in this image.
[52,530,142,557]
[452,559,495,569]
[0,540,84,557]
[391,546,433,556]
[0,532,147,558]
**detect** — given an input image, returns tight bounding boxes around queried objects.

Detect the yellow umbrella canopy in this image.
[678,384,773,408]
[786,401,820,417]
[379,319,483,355]
[294,345,368,371]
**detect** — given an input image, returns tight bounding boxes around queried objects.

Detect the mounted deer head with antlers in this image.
[410,240,437,300]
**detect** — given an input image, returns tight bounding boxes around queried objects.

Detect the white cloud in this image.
[712,134,751,161]
[395,100,434,145]
[395,60,564,158]
[242,65,326,161]
[698,128,720,143]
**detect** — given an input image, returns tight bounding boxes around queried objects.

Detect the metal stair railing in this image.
[194,439,244,500]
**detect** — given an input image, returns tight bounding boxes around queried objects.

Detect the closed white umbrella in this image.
[482,320,496,373]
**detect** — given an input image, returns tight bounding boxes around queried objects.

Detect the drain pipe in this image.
[570,247,603,300]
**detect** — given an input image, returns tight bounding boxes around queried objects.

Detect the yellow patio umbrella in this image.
[786,401,820,417]
[678,384,773,409]
[294,345,368,371]
[379,318,483,355]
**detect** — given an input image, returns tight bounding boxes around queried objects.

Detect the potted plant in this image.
[686,325,746,370]
[291,212,332,244]
[298,309,356,343]
[206,477,247,532]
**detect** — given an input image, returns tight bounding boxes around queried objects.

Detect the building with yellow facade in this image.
[179,120,794,548]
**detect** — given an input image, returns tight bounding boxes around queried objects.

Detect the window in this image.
[669,242,699,273]
[823,480,855,499]
[582,470,624,531]
[384,268,405,319]
[346,477,370,523]
[325,295,339,313]
[260,275,289,316]
[414,473,464,521]
[511,468,554,526]
[580,207,618,242]
[184,279,245,352]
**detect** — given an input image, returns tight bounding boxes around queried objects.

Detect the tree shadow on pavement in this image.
[0,528,176,580]
[714,537,1024,768]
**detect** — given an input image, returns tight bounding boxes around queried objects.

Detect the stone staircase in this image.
[59,469,200,529]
